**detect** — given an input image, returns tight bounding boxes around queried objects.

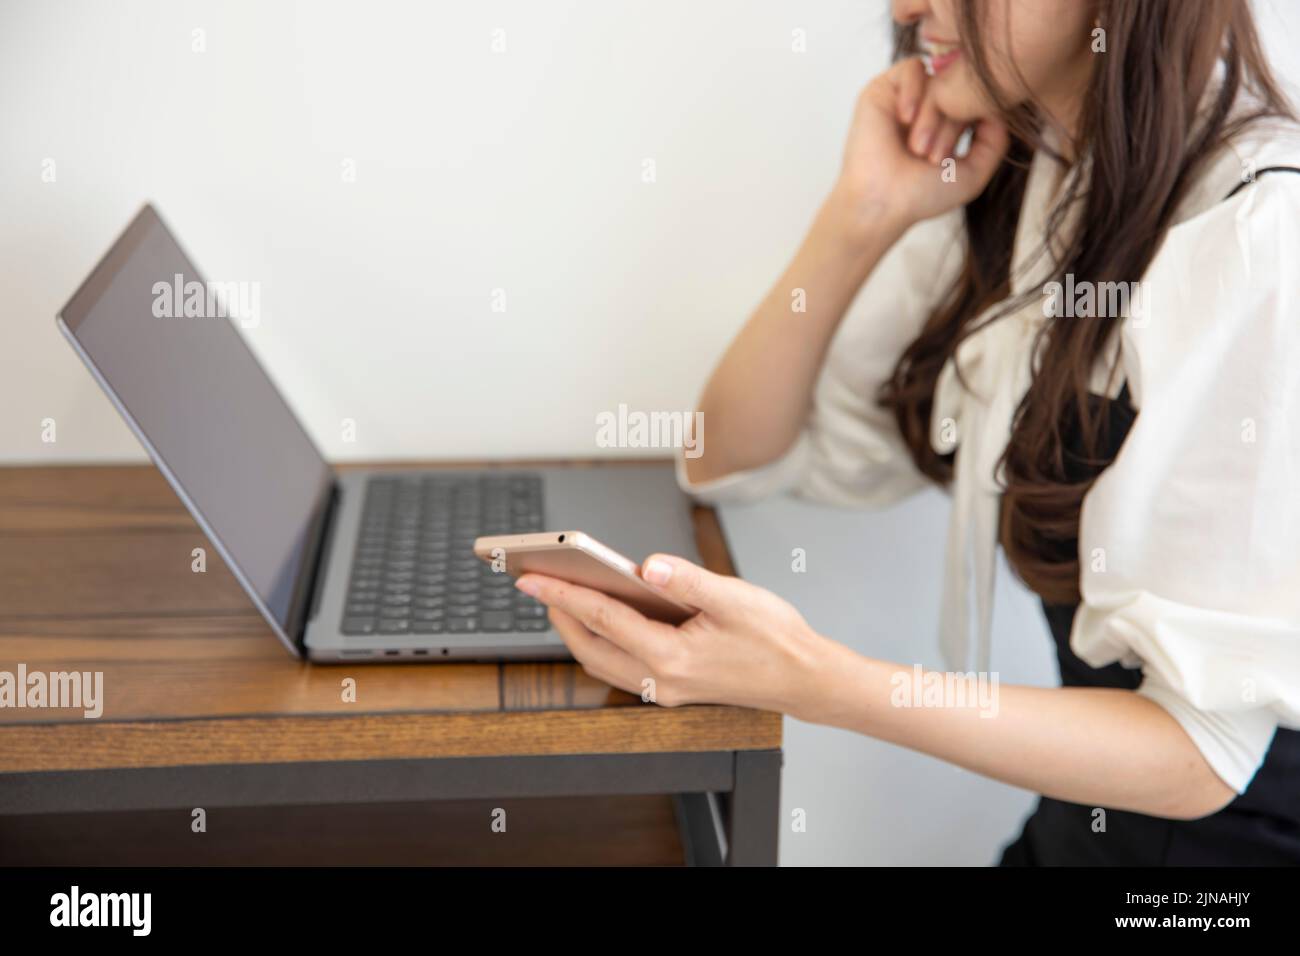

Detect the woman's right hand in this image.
[837,57,1010,231]
[687,59,1007,487]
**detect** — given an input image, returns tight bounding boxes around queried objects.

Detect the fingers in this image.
[907,92,942,158]
[956,116,1011,182]
[890,59,992,169]
[639,553,737,617]
[546,606,646,695]
[515,573,675,661]
[866,57,979,171]
[928,117,964,166]
[891,56,926,126]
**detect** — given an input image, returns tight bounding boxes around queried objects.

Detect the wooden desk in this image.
[0,463,782,866]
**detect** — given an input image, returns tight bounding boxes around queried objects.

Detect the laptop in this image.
[56,204,701,662]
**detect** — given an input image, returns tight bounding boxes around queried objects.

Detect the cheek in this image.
[999,0,1093,95]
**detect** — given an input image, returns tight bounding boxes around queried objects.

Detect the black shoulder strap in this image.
[1223,165,1300,200]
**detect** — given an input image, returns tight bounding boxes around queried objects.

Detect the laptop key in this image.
[343,472,545,639]
[480,610,514,632]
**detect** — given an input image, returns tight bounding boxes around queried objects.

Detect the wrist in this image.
[821,178,913,258]
[785,636,890,731]
[780,630,868,725]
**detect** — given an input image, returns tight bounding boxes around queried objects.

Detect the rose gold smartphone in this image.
[472,531,695,625]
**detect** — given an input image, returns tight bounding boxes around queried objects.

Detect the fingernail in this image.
[643,558,673,587]
[902,99,918,123]
[914,127,934,156]
[515,577,540,597]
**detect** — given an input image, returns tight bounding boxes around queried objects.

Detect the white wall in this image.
[1,0,896,463]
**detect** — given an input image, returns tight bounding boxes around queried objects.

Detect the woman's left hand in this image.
[514,554,835,715]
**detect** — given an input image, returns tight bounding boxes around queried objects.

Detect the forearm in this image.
[796,640,1236,819]
[686,185,908,483]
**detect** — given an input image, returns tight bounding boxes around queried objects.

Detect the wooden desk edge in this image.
[0,706,783,773]
[0,462,782,775]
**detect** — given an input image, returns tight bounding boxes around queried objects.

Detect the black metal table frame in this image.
[0,749,782,866]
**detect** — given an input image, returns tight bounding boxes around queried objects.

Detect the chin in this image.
[932,72,995,124]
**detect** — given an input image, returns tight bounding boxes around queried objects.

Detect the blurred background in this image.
[3,0,1298,864]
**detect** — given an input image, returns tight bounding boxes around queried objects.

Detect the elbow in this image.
[1152,768,1237,821]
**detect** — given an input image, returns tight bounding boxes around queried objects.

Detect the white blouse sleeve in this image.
[1072,172,1300,794]
[677,211,965,508]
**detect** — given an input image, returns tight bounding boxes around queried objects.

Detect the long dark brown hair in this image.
[879,0,1294,605]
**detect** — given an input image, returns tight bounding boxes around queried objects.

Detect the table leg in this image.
[674,749,782,866]
[724,748,782,866]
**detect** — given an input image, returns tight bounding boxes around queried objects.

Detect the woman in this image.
[516,0,1300,864]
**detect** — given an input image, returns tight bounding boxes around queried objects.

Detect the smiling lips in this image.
[921,38,961,76]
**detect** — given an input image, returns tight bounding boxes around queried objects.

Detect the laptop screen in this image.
[58,206,333,639]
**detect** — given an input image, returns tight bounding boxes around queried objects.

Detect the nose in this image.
[891,0,931,28]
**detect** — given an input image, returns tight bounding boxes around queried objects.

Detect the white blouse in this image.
[678,112,1300,794]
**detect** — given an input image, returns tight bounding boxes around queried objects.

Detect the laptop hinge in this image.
[287,479,341,650]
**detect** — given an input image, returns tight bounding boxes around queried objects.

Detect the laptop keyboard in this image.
[340,473,548,637]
